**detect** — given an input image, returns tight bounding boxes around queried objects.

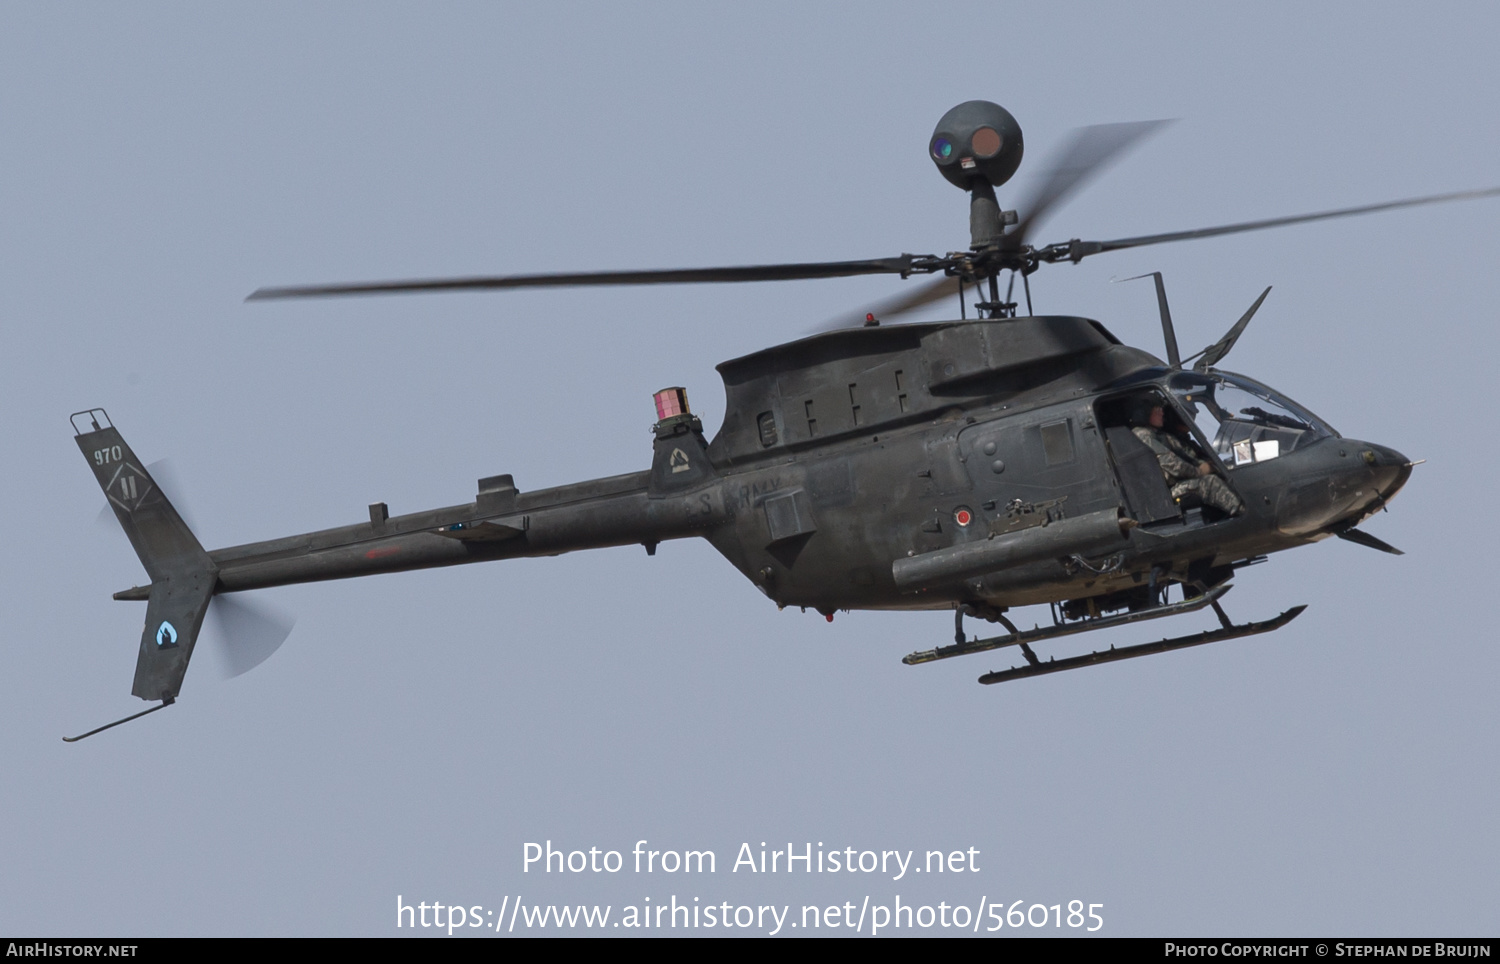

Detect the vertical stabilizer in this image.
[73,410,218,701]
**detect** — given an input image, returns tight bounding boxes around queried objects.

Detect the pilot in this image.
[1131,400,1244,517]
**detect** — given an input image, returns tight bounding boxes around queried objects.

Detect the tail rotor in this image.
[205,595,295,679]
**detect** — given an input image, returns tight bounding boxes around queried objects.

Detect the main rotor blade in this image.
[1047,186,1500,262]
[1006,120,1171,249]
[814,274,960,332]
[248,256,918,301]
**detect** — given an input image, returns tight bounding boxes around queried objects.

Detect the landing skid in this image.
[904,584,1234,665]
[902,584,1307,685]
[978,603,1305,684]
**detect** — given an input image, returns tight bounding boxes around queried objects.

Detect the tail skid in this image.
[63,699,173,743]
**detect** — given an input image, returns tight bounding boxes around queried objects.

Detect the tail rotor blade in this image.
[207,596,295,679]
[139,459,198,534]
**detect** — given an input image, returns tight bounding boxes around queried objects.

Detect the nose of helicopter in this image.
[1362,442,1413,505]
[1335,440,1413,521]
[1273,438,1414,537]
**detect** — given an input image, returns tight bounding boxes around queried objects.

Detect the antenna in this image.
[1117,271,1181,367]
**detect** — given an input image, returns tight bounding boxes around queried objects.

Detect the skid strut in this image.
[905,584,1234,665]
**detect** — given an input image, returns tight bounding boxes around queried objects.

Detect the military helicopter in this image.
[68,100,1495,740]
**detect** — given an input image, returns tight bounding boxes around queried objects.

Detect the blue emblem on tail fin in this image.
[155,621,178,648]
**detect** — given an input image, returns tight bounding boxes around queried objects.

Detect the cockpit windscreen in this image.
[1170,372,1336,468]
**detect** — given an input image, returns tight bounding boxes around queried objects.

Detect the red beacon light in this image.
[653,387,690,422]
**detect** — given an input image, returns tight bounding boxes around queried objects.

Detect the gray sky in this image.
[4,2,1497,937]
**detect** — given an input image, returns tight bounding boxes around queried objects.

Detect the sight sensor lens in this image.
[971,126,1002,158]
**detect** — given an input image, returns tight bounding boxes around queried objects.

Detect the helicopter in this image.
[68,100,1494,741]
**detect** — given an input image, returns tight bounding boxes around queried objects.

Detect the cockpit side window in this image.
[1169,372,1333,468]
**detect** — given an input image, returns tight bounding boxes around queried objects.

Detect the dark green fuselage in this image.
[140,316,1406,620]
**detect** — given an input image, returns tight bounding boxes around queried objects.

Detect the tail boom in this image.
[205,469,726,593]
[76,408,729,706]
